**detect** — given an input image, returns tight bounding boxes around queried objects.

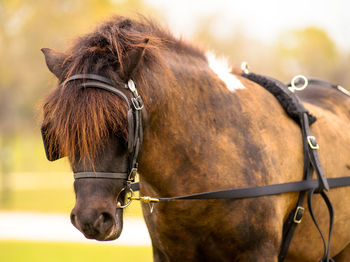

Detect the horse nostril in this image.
[94,212,114,233]
[102,212,113,223]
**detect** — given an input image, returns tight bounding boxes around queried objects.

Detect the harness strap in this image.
[300,112,329,191]
[308,189,335,262]
[278,152,312,261]
[129,176,350,202]
[279,105,332,261]
[288,78,350,97]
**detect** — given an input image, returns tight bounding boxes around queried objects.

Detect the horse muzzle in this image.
[70,206,123,241]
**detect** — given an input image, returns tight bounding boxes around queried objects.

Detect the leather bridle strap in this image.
[62,76,131,109]
[81,81,131,107]
[74,172,128,179]
[60,74,117,87]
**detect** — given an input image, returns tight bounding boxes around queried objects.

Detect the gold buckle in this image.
[129,196,159,203]
[129,196,159,213]
[293,206,305,224]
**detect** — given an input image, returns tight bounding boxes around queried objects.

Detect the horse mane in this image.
[42,15,207,164]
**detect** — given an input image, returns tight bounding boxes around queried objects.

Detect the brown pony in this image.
[41,16,350,261]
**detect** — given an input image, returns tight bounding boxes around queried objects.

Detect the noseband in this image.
[41,74,144,208]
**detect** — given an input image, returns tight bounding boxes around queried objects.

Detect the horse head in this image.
[41,17,154,241]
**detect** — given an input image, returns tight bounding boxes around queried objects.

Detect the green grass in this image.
[0,241,153,262]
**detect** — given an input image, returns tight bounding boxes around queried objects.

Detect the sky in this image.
[145,0,350,51]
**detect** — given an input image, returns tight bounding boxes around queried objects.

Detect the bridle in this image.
[41,73,144,208]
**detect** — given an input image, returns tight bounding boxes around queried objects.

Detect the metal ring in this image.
[289,75,308,92]
[241,61,249,74]
[116,187,134,209]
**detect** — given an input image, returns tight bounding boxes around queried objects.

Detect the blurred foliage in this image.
[0,0,155,133]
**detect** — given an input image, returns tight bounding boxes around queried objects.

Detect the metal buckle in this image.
[293,206,305,224]
[131,96,144,110]
[128,168,137,182]
[307,136,319,150]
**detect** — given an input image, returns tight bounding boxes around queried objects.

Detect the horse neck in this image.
[138,52,287,196]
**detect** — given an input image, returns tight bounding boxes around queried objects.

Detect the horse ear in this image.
[41,48,66,78]
[121,38,149,81]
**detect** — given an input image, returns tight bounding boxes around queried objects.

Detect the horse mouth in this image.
[85,224,117,241]
[103,224,119,240]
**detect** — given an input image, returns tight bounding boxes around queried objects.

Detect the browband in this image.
[60,74,120,87]
[60,74,131,108]
[80,81,131,108]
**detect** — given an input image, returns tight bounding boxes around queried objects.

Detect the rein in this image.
[132,177,350,202]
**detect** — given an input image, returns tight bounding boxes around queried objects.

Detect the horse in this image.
[40,16,350,261]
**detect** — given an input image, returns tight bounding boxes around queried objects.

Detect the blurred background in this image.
[0,0,349,261]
